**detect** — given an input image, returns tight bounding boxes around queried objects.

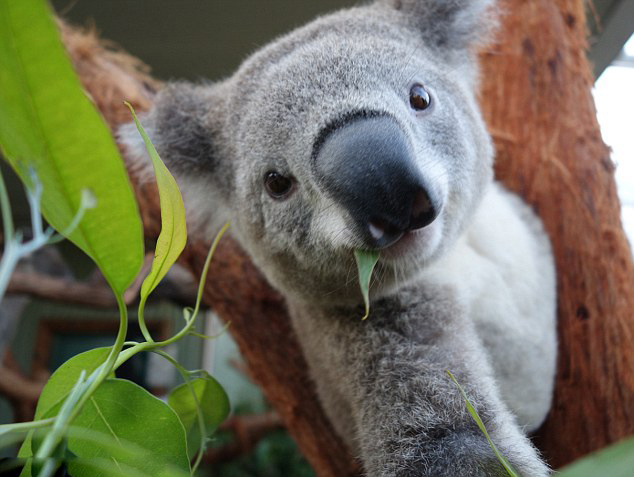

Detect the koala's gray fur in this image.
[120,1,557,475]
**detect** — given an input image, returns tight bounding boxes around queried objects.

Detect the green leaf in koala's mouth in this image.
[354,249,380,320]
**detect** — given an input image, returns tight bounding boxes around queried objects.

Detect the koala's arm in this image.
[290,287,549,477]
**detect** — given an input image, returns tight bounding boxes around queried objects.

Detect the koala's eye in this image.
[409,84,431,111]
[264,171,294,199]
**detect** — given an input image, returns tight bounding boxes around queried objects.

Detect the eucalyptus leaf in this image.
[70,456,189,477]
[125,103,187,301]
[16,347,111,469]
[354,249,380,320]
[168,376,230,459]
[41,379,190,477]
[558,437,634,477]
[33,348,111,421]
[0,0,144,295]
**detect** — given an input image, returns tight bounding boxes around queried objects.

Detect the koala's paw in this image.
[366,431,549,477]
[494,437,550,477]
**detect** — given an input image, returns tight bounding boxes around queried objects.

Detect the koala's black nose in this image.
[314,115,439,249]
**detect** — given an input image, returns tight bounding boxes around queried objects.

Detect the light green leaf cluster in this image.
[20,349,190,476]
[10,107,230,476]
[0,1,230,475]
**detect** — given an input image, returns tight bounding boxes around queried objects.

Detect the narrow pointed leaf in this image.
[354,249,380,320]
[0,0,143,295]
[448,371,520,477]
[125,103,187,300]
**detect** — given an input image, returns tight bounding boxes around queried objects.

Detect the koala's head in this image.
[120,0,496,306]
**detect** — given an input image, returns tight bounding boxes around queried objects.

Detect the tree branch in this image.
[0,351,46,422]
[7,270,117,307]
[0,364,43,404]
[5,253,196,308]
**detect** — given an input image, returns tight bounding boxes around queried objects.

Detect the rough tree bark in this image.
[59,0,634,473]
[479,0,634,468]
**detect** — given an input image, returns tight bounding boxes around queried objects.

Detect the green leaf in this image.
[0,0,144,295]
[18,460,31,477]
[558,437,634,477]
[16,348,111,470]
[35,348,111,421]
[42,379,190,477]
[447,371,520,477]
[125,103,187,300]
[168,375,230,459]
[354,249,380,320]
[70,456,189,477]
[21,425,191,477]
[17,434,33,477]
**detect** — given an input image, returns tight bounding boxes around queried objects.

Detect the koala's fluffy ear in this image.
[119,82,233,238]
[118,82,227,186]
[377,0,496,52]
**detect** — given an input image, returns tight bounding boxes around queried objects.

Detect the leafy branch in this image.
[0,99,231,476]
[0,1,232,472]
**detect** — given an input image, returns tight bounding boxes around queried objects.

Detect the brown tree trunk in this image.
[479,0,634,468]
[60,0,634,473]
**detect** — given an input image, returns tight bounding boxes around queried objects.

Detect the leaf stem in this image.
[115,223,229,368]
[151,350,207,472]
[47,189,97,243]
[187,321,230,341]
[0,174,53,299]
[24,224,228,474]
[35,371,88,476]
[0,418,55,434]
[0,242,18,302]
[34,293,129,475]
[0,167,14,244]
[137,298,154,343]
[26,168,44,238]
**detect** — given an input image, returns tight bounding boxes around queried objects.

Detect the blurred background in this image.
[1,1,633,475]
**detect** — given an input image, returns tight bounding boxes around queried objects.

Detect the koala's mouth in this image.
[377,229,418,258]
[370,218,441,262]
[359,192,440,251]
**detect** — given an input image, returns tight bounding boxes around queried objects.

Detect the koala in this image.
[120,0,557,475]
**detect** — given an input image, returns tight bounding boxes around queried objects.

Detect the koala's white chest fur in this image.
[424,182,557,431]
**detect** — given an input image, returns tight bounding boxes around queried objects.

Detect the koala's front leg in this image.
[290,286,549,477]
